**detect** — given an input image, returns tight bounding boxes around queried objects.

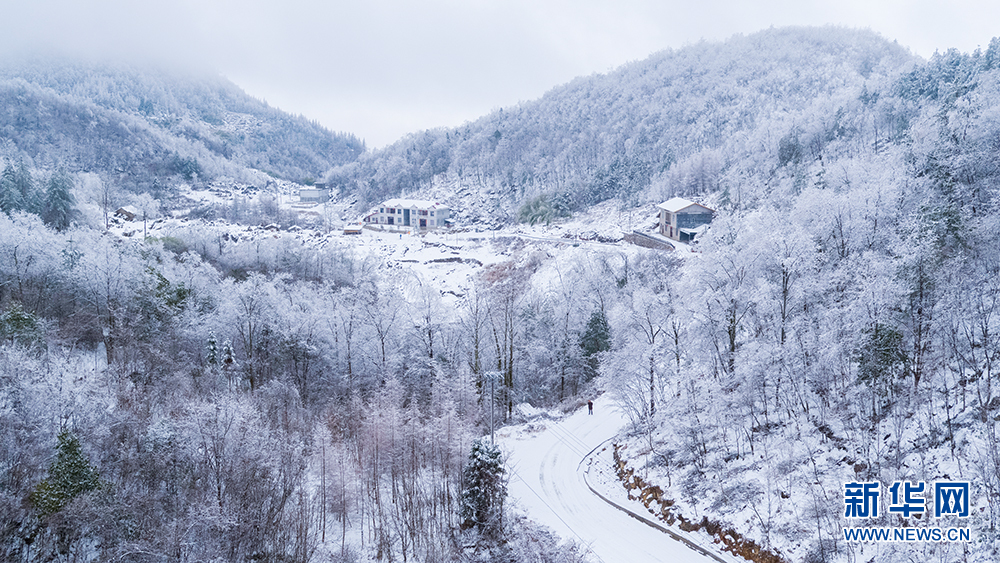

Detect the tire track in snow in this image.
[499,397,733,563]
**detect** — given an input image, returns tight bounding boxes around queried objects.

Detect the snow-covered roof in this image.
[381,198,447,210]
[656,197,713,213]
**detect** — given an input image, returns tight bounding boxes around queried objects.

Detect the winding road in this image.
[497,396,732,563]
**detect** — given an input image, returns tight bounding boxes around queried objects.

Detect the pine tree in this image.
[459,438,506,537]
[206,331,219,366]
[30,430,101,518]
[221,339,235,366]
[42,169,76,231]
[0,301,43,348]
[856,323,907,397]
[580,309,612,382]
[14,160,39,214]
[0,161,22,214]
[579,310,612,357]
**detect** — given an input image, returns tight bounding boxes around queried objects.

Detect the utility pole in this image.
[321,438,326,543]
[491,375,494,444]
[486,371,501,444]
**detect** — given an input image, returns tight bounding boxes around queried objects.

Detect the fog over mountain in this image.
[5,0,1000,147]
[0,57,364,192]
[327,27,920,215]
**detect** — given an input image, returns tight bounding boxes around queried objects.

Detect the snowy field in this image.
[122,193,686,313]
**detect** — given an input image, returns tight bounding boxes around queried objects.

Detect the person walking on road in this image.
[588,400,593,415]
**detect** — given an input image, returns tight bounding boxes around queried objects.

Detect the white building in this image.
[657,197,713,242]
[299,184,331,203]
[364,199,450,231]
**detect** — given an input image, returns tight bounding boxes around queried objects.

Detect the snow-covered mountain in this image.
[326,27,918,215]
[0,57,364,191]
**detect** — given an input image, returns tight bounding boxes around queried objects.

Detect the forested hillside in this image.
[595,32,1000,563]
[326,27,917,218]
[3,25,1000,563]
[0,58,365,192]
[0,207,618,562]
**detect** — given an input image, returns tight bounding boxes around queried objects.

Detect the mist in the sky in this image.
[3,0,996,147]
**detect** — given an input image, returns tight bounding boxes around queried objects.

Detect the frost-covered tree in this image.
[0,301,43,348]
[73,234,146,367]
[0,212,63,312]
[42,169,76,231]
[0,161,22,214]
[206,330,219,366]
[221,338,234,366]
[460,438,506,537]
[30,430,101,518]
[13,160,39,214]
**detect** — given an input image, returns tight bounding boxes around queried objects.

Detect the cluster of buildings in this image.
[298,186,713,243]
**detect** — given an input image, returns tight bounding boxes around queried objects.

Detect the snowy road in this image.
[497,396,729,563]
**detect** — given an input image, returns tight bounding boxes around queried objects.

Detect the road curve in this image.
[497,396,727,563]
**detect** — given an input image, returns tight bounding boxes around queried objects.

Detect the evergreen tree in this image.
[856,323,907,396]
[0,301,43,348]
[30,430,102,518]
[14,160,39,214]
[579,309,611,357]
[580,309,612,382]
[206,331,219,366]
[221,339,235,366]
[0,161,22,214]
[459,438,506,537]
[42,169,76,231]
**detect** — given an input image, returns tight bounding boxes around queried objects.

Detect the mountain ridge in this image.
[327,26,919,217]
[0,57,365,191]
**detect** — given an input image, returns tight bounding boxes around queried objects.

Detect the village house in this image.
[114,205,139,221]
[657,197,713,242]
[364,199,450,231]
[298,183,331,203]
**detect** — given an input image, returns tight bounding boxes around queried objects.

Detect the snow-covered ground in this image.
[110,188,727,561]
[115,192,692,312]
[498,396,740,563]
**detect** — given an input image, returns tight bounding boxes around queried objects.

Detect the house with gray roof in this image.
[657,197,713,242]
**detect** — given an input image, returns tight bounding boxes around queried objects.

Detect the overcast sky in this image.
[4,0,997,148]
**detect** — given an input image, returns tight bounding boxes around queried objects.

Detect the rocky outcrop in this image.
[613,444,787,563]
